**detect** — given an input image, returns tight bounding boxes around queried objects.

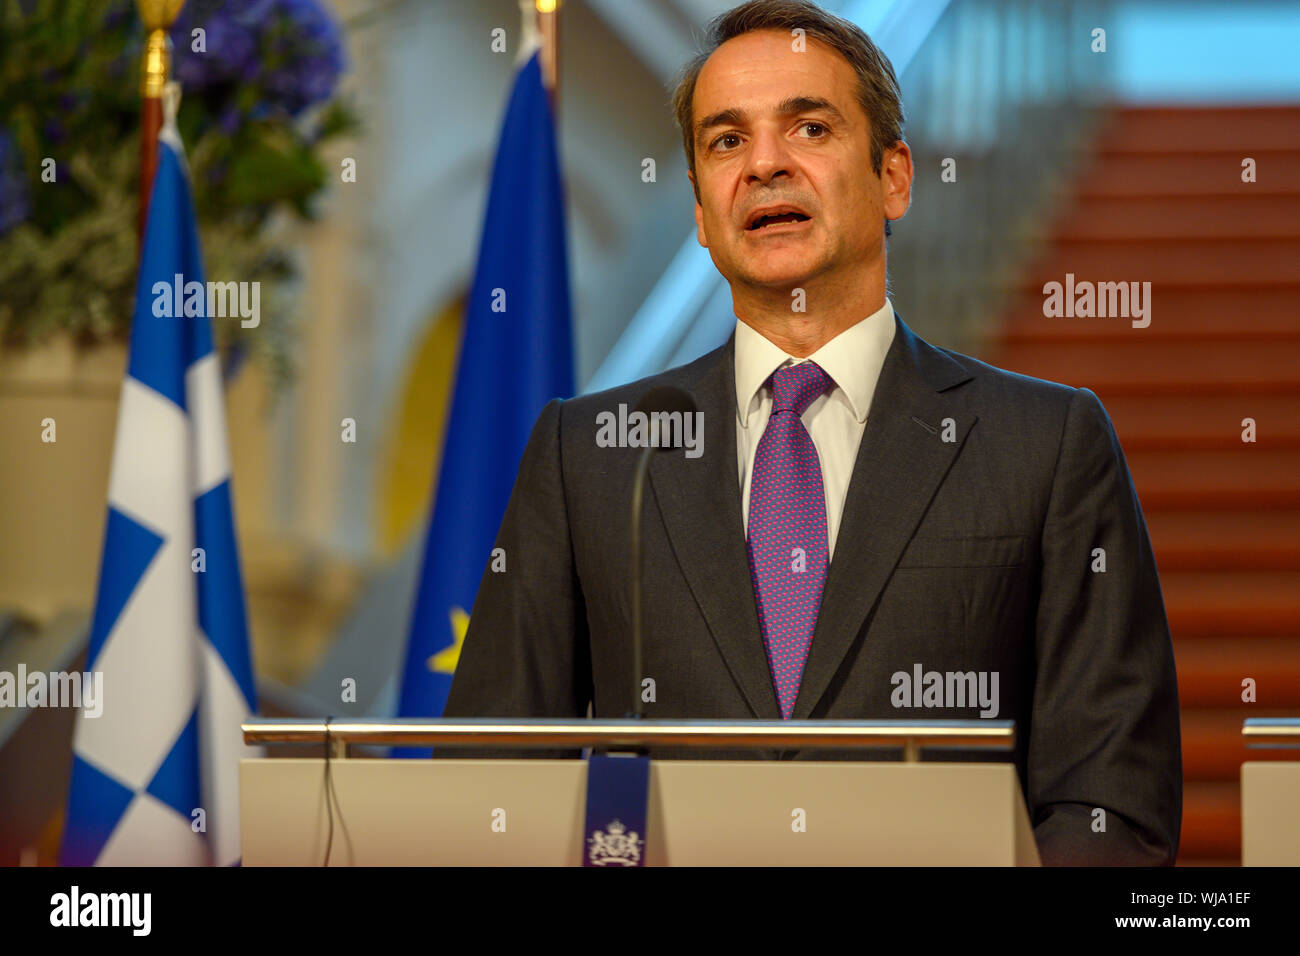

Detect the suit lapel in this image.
[791,315,978,719]
[649,337,781,719]
[647,316,977,722]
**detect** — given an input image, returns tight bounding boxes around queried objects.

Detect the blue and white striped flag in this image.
[60,107,258,866]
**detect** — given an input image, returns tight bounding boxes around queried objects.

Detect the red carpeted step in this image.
[1147,510,1300,569]
[1007,298,1296,336]
[1175,636,1300,706]
[1162,571,1300,638]
[1000,287,1300,338]
[1123,450,1300,508]
[1026,238,1300,286]
[1180,781,1241,860]
[1180,710,1254,779]
[994,337,1300,393]
[1072,152,1300,197]
[1089,396,1300,451]
[1093,106,1300,151]
[988,104,1300,866]
[1053,194,1300,240]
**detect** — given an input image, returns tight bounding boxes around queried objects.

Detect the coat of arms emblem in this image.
[587,818,644,866]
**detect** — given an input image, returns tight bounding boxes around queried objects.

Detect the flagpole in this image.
[136,1,186,246]
[536,0,560,109]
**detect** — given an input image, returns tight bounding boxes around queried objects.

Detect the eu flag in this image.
[397,48,574,746]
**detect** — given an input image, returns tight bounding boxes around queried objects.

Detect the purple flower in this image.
[104,0,134,31]
[171,0,346,116]
[173,3,262,87]
[0,129,30,235]
[218,105,241,136]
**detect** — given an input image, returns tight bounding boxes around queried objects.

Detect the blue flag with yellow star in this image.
[396,47,573,751]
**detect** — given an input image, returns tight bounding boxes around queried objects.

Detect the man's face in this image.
[688,29,910,291]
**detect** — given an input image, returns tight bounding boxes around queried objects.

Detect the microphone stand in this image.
[627,444,656,723]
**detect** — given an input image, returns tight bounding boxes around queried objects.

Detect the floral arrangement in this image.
[0,0,355,382]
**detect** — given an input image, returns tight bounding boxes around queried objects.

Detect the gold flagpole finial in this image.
[136,0,186,30]
[134,1,187,245]
[136,1,187,97]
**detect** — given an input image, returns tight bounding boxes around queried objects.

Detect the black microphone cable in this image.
[322,714,335,867]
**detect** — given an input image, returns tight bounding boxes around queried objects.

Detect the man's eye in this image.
[798,122,827,138]
[712,133,741,151]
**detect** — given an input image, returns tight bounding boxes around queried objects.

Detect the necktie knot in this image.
[770,360,831,417]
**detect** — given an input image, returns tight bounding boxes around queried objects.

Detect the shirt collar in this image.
[734,298,896,428]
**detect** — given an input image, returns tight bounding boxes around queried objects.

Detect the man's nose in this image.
[744,126,793,185]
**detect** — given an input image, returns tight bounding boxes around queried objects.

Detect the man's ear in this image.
[881,141,913,222]
[689,170,708,248]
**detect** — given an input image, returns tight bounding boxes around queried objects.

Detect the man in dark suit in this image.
[443,0,1182,865]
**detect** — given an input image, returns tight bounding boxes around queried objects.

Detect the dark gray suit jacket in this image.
[443,313,1183,866]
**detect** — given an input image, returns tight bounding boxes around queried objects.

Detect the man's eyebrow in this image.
[695,96,848,147]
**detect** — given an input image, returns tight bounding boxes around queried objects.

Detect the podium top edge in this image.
[241,717,1017,750]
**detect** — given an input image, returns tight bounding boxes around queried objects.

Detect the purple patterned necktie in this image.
[746,360,832,719]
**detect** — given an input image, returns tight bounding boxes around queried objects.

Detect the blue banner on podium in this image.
[582,754,650,867]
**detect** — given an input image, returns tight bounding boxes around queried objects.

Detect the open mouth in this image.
[745,208,812,231]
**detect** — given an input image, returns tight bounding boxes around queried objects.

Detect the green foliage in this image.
[0,0,356,386]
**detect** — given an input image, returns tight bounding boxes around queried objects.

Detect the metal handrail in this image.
[243,716,1016,759]
[1243,718,1300,748]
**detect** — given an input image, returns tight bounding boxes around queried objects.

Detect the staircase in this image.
[986,105,1300,865]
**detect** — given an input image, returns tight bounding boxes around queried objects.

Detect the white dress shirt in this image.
[735,299,896,559]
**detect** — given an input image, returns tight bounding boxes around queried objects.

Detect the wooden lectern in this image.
[240,718,1040,866]
[1241,718,1300,866]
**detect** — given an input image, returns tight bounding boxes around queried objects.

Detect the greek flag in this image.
[59,116,258,866]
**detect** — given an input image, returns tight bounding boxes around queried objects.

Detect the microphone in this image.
[627,386,698,721]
